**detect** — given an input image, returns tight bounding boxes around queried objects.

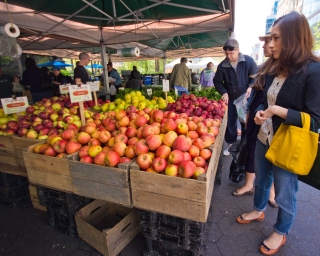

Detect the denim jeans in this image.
[254,139,299,235]
[225,99,245,144]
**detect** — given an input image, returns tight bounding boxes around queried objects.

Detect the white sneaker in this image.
[223,144,233,156]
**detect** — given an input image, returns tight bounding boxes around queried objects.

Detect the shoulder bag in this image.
[265,112,319,175]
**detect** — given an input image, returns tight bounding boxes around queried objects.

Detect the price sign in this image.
[147,89,152,96]
[90,81,99,92]
[59,85,70,94]
[1,97,29,114]
[69,84,92,103]
[175,88,178,95]
[162,79,170,92]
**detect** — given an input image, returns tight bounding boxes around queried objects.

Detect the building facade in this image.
[277,0,304,17]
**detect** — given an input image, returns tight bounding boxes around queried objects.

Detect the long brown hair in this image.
[253,11,320,90]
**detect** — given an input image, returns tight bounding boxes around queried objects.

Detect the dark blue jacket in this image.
[256,61,320,134]
[213,53,257,100]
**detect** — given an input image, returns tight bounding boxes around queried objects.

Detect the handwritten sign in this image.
[90,81,99,92]
[1,97,29,114]
[162,79,170,92]
[59,85,70,94]
[147,88,152,96]
[69,84,92,103]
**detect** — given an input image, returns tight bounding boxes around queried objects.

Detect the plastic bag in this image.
[233,93,247,123]
[12,82,25,92]
[110,84,117,95]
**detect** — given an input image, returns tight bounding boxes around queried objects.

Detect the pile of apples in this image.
[31,104,224,175]
[166,93,226,120]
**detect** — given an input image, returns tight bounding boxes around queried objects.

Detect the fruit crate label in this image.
[59,84,70,94]
[147,89,152,96]
[69,84,92,103]
[1,96,29,114]
[90,81,99,92]
[162,79,170,92]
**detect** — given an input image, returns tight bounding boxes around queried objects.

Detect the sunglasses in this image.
[223,46,237,51]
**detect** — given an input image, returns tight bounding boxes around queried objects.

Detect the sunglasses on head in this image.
[223,46,237,51]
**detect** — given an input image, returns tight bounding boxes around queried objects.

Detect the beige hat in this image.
[259,26,272,41]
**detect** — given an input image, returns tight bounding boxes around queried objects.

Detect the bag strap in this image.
[301,112,311,131]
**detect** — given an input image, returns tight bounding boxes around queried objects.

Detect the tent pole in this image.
[100,27,109,96]
[90,60,94,77]
[163,51,166,79]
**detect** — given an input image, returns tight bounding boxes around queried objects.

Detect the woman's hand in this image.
[254,110,268,125]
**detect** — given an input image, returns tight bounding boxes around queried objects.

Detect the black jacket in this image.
[126,79,142,90]
[214,53,257,100]
[256,61,320,134]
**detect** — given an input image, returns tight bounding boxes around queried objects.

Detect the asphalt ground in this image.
[0,152,319,256]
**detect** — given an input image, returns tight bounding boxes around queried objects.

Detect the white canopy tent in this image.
[190,57,220,69]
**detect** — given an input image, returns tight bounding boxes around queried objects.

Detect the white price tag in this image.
[69,84,92,103]
[90,81,99,92]
[147,89,152,96]
[175,88,178,95]
[1,97,29,114]
[162,79,170,92]
[59,85,70,94]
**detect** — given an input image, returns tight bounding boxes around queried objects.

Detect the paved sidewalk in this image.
[0,154,319,256]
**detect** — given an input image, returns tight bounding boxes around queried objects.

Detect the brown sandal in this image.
[236,212,265,224]
[232,188,254,197]
[259,236,286,255]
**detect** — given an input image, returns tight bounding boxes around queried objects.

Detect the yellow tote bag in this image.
[265,112,319,175]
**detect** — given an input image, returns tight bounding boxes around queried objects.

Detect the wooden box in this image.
[23,143,77,193]
[28,184,47,212]
[12,136,45,168]
[75,200,141,256]
[130,115,227,222]
[0,135,18,167]
[69,159,134,207]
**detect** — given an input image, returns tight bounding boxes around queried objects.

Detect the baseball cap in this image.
[223,38,239,51]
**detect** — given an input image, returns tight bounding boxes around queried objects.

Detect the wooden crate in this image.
[23,143,78,193]
[0,135,18,167]
[70,159,134,207]
[12,137,45,168]
[28,184,47,212]
[75,200,141,256]
[130,114,227,222]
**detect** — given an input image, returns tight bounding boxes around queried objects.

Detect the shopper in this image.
[126,70,142,90]
[232,33,278,208]
[107,63,122,102]
[0,68,14,99]
[19,58,53,103]
[214,39,257,156]
[199,62,215,90]
[169,57,191,91]
[236,12,320,255]
[129,66,141,80]
[52,68,69,96]
[74,53,90,85]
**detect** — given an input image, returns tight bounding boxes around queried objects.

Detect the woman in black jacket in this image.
[236,12,320,255]
[19,58,53,103]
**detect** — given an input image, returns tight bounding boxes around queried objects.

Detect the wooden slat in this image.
[0,155,18,166]
[0,163,27,177]
[27,168,73,192]
[0,147,16,157]
[32,201,47,211]
[12,136,43,150]
[130,165,207,203]
[69,161,129,188]
[107,209,141,256]
[0,135,14,148]
[23,151,70,175]
[72,178,132,207]
[131,189,206,222]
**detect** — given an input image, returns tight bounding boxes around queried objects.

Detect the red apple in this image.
[168,150,185,165]
[43,146,57,157]
[125,145,136,159]
[119,157,131,164]
[200,149,212,160]
[186,131,199,140]
[93,152,106,165]
[79,145,90,158]
[128,137,139,146]
[155,145,171,160]
[146,135,162,151]
[192,138,205,150]
[105,150,121,167]
[188,145,200,158]
[162,131,178,148]
[193,156,206,168]
[164,119,177,132]
[183,152,192,161]
[193,167,206,179]
[135,115,148,128]
[80,155,93,164]
[179,161,196,178]
[125,127,137,138]
[112,142,127,157]
[134,141,149,155]
[153,110,163,122]
[76,132,91,145]
[136,153,152,170]
[53,139,68,153]
[26,130,38,139]
[114,134,128,144]
[152,157,167,173]
[61,129,76,141]
[172,135,191,152]
[66,141,81,154]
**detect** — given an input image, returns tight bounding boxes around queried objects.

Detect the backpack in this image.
[229,138,247,183]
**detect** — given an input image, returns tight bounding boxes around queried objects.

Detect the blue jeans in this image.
[254,140,299,235]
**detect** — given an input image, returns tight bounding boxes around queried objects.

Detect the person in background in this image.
[129,66,141,80]
[236,12,320,255]
[232,32,278,209]
[74,53,90,85]
[19,58,52,103]
[126,70,142,90]
[0,68,14,99]
[12,75,25,97]
[107,63,122,102]
[52,68,68,96]
[199,62,215,90]
[169,57,191,91]
[214,38,257,156]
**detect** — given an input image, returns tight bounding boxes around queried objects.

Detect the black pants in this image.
[225,99,245,144]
